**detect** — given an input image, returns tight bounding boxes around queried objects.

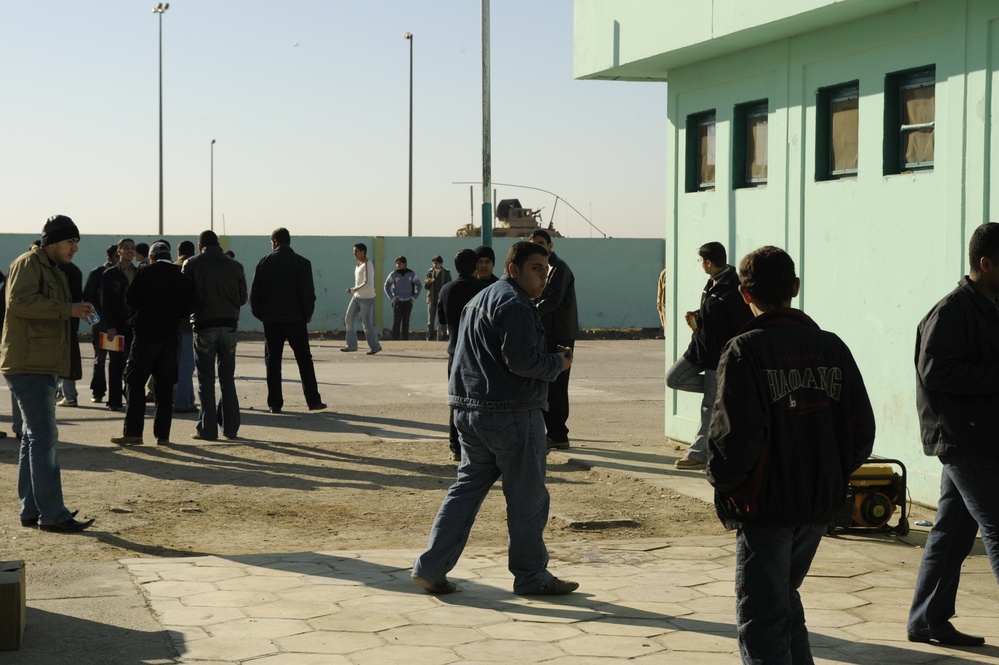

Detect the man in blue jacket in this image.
[383,256,422,341]
[907,222,999,648]
[707,246,875,665]
[412,242,576,596]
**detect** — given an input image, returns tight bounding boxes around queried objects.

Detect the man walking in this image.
[707,246,875,664]
[341,242,381,355]
[383,256,422,341]
[530,230,579,450]
[100,238,138,412]
[250,227,325,413]
[183,231,247,441]
[907,222,999,648]
[111,242,192,445]
[668,241,752,470]
[424,255,451,341]
[436,248,487,461]
[83,244,118,404]
[173,240,197,413]
[2,215,96,532]
[412,241,577,596]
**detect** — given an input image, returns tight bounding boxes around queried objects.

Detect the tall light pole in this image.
[210,139,216,232]
[404,32,413,237]
[152,2,169,236]
[481,1,492,247]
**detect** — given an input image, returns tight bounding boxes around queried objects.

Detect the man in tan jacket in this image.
[2,215,96,532]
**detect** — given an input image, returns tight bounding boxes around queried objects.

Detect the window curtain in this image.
[831,97,859,172]
[902,85,934,165]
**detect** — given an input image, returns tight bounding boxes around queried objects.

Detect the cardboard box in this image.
[0,561,26,650]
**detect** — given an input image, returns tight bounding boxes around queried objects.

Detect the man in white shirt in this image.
[341,242,382,355]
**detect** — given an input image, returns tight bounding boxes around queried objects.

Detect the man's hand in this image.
[106,327,117,340]
[345,287,352,294]
[71,302,95,320]
[684,311,699,331]
[558,345,573,372]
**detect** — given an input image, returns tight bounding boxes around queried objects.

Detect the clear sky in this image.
[0,1,667,240]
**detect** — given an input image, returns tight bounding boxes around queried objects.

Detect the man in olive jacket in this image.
[1,215,96,532]
[249,227,325,413]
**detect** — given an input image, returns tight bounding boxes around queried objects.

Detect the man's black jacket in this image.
[684,266,753,371]
[249,245,316,323]
[125,261,193,340]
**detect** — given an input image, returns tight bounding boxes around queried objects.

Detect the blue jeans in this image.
[735,523,825,665]
[344,296,381,352]
[666,357,715,463]
[194,327,240,439]
[11,393,23,437]
[57,378,78,401]
[908,454,999,635]
[413,409,553,593]
[6,374,74,526]
[175,332,196,410]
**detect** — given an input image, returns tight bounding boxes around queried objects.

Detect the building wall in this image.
[0,235,665,334]
[576,0,999,503]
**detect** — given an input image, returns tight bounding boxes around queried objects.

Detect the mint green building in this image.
[574,0,999,504]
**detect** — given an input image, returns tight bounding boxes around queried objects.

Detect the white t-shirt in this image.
[352,260,376,298]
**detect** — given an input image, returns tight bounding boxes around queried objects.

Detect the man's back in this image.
[250,245,314,322]
[438,276,487,355]
[126,262,193,338]
[185,247,247,328]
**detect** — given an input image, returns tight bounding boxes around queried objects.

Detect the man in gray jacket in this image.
[182,230,247,441]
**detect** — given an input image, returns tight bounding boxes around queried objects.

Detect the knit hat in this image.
[149,241,172,260]
[474,244,495,263]
[41,215,80,247]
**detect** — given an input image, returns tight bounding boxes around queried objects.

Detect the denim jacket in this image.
[448,276,563,412]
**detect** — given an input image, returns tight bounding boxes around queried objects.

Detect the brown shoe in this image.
[412,575,457,595]
[674,456,706,470]
[111,435,143,446]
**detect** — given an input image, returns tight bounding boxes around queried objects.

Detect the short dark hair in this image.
[225,250,236,259]
[530,229,552,244]
[698,241,727,265]
[105,244,118,259]
[117,238,135,249]
[178,240,195,257]
[354,242,367,255]
[395,256,407,265]
[504,241,549,271]
[135,242,149,257]
[969,222,999,272]
[271,227,291,245]
[154,238,170,249]
[738,246,797,309]
[432,255,443,264]
[199,230,220,247]
[453,249,478,276]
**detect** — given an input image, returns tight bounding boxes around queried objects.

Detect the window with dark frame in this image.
[884,66,935,174]
[734,100,768,188]
[685,111,716,192]
[816,82,859,180]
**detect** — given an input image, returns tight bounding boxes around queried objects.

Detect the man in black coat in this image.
[100,238,138,411]
[83,244,118,403]
[111,242,193,445]
[249,227,325,413]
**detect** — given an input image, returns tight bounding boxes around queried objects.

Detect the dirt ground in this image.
[1,437,725,564]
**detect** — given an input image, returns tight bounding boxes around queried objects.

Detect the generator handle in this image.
[866,456,909,536]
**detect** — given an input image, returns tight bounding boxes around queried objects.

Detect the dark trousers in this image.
[391,300,414,340]
[90,335,107,399]
[543,338,573,442]
[263,320,322,410]
[107,330,133,409]
[447,354,459,456]
[123,335,179,440]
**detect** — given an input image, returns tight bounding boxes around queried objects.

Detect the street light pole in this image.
[152,2,169,236]
[404,32,413,237]
[210,139,216,232]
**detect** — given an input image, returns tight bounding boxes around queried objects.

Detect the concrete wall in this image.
[0,234,665,334]
[575,0,999,504]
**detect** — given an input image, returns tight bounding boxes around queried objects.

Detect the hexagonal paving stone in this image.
[143,580,218,598]
[559,634,665,658]
[338,593,440,613]
[378,624,483,647]
[653,629,738,653]
[309,611,408,633]
[184,589,278,608]
[350,645,460,665]
[275,630,384,654]
[406,605,507,627]
[206,617,312,639]
[801,592,869,611]
[794,608,862,629]
[689,580,737,597]
[275,584,371,603]
[251,654,352,665]
[666,612,736,635]
[455,638,564,662]
[178,636,278,662]
[480,621,583,642]
[244,600,342,620]
[158,567,247,582]
[613,584,703,604]
[683,595,737,615]
[154,602,246,627]
[591,600,692,621]
[577,619,672,638]
[216,575,305,592]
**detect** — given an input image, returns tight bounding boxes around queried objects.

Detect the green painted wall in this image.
[576,0,999,504]
[0,234,665,335]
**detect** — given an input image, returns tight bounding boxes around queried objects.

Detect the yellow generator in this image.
[829,457,909,536]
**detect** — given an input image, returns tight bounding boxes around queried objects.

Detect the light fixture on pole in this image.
[404,32,413,237]
[210,139,216,232]
[152,2,170,236]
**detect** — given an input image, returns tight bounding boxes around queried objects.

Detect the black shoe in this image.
[366,348,381,355]
[450,450,461,462]
[22,509,78,528]
[39,517,95,533]
[174,406,199,414]
[91,396,104,404]
[340,347,357,353]
[156,438,169,445]
[308,402,327,411]
[268,407,282,414]
[546,436,570,451]
[106,404,122,412]
[110,435,143,446]
[191,433,217,441]
[0,431,6,439]
[908,628,986,646]
[517,577,579,596]
[412,575,457,595]
[222,433,239,440]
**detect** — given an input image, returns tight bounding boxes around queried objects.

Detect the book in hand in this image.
[99,332,124,352]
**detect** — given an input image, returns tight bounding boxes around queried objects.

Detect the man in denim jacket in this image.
[412,242,577,596]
